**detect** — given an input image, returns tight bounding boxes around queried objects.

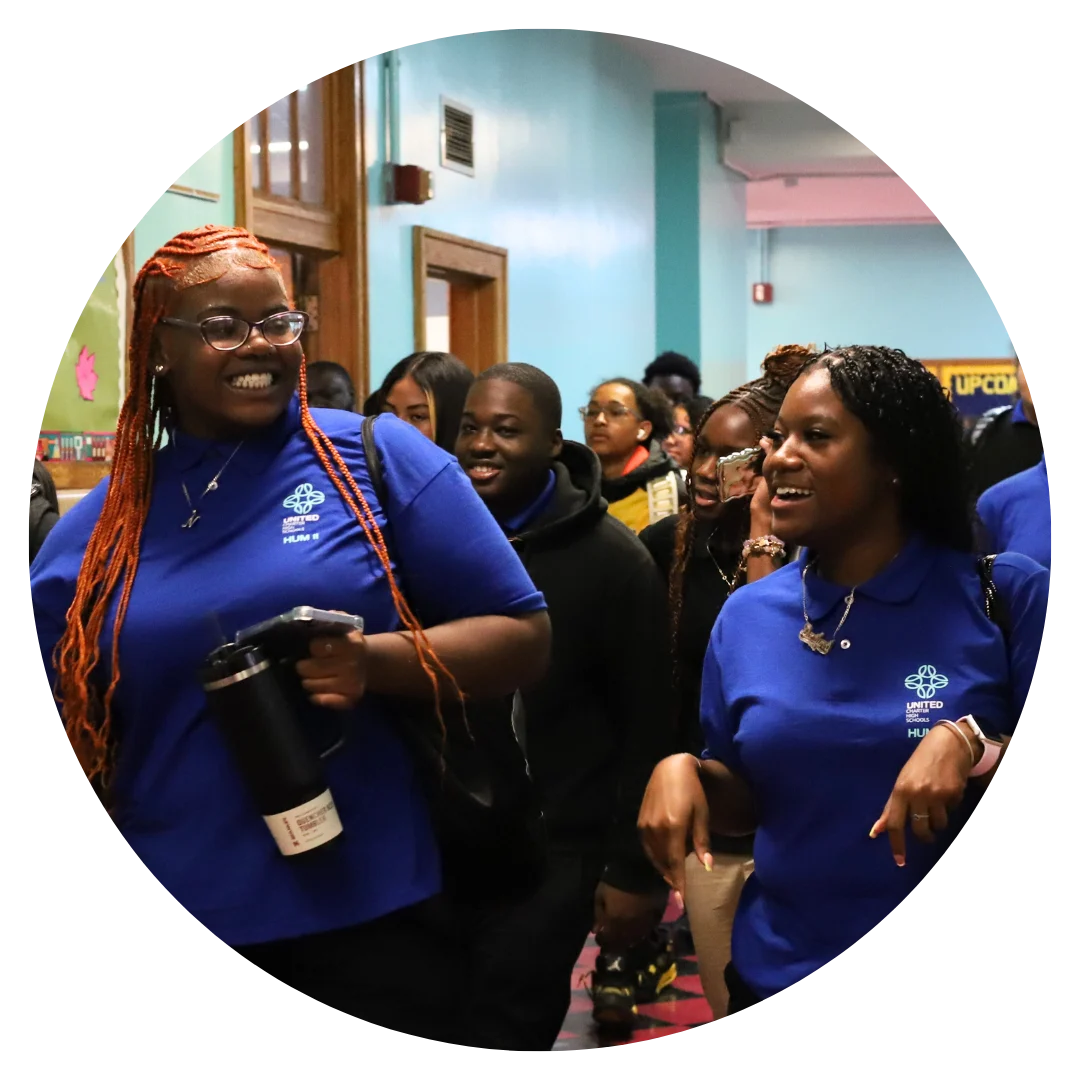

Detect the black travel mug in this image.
[200,642,343,857]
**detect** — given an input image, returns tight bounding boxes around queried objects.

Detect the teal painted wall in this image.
[655,94,702,365]
[697,103,747,398]
[655,93,747,400]
[745,225,1011,368]
[134,137,235,267]
[365,31,656,440]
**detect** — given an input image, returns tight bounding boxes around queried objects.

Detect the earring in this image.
[154,364,165,375]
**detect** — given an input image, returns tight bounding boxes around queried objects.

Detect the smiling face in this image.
[690,404,759,522]
[382,374,434,440]
[457,379,561,518]
[762,365,898,550]
[154,265,301,440]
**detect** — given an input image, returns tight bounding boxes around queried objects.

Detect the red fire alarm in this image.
[390,164,434,205]
[752,282,773,304]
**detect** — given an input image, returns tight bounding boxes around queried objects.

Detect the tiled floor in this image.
[554,901,716,1050]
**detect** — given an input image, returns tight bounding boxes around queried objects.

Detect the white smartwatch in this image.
[954,714,1003,778]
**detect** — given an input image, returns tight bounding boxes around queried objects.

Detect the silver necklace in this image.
[799,561,857,655]
[180,441,245,529]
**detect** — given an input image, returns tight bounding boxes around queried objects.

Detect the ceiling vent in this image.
[440,97,475,176]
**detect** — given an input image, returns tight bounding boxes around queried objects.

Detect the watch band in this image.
[955,714,1003,778]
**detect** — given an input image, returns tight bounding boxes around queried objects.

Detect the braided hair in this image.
[801,345,973,552]
[666,345,814,686]
[53,225,459,795]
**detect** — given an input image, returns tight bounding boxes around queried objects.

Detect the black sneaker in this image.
[587,951,638,1031]
[670,910,695,957]
[632,927,678,1003]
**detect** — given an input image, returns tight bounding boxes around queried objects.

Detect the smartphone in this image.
[717,446,764,502]
[235,607,365,661]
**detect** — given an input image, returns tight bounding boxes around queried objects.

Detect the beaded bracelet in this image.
[742,534,786,560]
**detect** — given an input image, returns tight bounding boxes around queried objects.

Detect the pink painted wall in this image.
[746,175,938,228]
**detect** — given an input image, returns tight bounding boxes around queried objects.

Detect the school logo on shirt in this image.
[281,482,325,543]
[904,664,949,737]
[284,483,326,514]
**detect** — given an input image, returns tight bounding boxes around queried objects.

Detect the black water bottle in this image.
[200,642,343,857]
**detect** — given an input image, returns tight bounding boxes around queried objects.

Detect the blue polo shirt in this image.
[700,535,1047,999]
[977,457,1051,570]
[496,469,556,535]
[31,397,546,947]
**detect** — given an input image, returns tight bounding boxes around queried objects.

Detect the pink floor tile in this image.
[673,973,704,996]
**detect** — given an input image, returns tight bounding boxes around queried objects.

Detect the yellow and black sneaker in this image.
[586,951,638,1031]
[633,927,678,1003]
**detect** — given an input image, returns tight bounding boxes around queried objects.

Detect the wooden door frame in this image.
[412,227,508,371]
[233,61,370,398]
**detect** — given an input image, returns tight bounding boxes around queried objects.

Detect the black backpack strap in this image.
[360,413,388,508]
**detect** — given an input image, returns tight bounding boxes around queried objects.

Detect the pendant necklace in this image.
[799,560,857,655]
[180,441,245,529]
[706,531,746,597]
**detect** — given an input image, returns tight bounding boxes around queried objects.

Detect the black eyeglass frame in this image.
[578,403,644,423]
[159,311,309,352]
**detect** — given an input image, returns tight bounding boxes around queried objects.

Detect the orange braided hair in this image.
[54,225,459,794]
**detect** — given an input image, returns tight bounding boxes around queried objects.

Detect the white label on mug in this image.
[263,790,343,856]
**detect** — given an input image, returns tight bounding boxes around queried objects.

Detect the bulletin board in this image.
[39,249,128,480]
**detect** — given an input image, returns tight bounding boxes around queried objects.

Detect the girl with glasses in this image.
[31,226,550,1042]
[662,395,709,475]
[581,378,683,533]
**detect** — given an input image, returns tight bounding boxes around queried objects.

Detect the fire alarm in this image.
[390,164,434,205]
[752,282,773,304]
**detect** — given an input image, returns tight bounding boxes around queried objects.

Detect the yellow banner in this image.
[923,361,1016,417]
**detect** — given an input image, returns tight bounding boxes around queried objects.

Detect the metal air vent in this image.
[440,97,475,176]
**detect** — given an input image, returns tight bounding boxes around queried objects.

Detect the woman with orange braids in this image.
[637,345,810,1019]
[30,226,550,1042]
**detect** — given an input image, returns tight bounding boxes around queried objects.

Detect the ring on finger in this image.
[911,812,930,820]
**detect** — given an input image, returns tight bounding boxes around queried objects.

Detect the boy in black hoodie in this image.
[456,364,675,1049]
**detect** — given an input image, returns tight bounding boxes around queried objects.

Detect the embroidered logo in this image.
[904,665,949,700]
[281,483,324,544]
[283,483,326,515]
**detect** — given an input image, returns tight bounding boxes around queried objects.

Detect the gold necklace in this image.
[706,533,746,597]
[799,561,857,655]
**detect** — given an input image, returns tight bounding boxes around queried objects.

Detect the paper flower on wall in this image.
[76,346,98,402]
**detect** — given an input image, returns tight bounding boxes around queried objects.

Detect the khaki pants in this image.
[683,851,754,1019]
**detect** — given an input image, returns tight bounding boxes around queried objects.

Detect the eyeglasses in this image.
[669,424,693,437]
[579,403,643,422]
[160,311,308,351]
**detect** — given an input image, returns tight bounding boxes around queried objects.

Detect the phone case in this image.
[235,607,365,660]
[718,446,764,502]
